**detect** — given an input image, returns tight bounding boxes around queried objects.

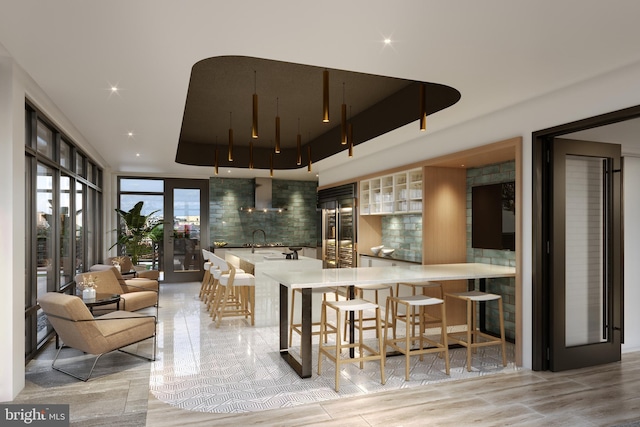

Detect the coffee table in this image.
[81,293,121,313]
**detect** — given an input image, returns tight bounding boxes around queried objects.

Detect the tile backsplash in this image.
[209,177,319,247]
[380,214,422,263]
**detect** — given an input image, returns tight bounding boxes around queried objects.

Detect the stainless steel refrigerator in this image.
[318,184,356,268]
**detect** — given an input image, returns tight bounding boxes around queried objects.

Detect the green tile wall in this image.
[380,214,422,262]
[209,177,319,248]
[467,160,516,341]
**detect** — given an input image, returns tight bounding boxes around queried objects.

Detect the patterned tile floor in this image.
[149,282,517,414]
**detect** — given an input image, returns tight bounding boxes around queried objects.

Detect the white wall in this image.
[320,59,640,369]
[623,156,640,352]
[0,54,25,402]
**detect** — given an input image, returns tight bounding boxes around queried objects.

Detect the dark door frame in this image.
[532,105,640,371]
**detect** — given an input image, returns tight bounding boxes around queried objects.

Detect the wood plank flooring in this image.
[7,281,640,426]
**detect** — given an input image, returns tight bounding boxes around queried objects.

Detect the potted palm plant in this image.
[111,201,162,266]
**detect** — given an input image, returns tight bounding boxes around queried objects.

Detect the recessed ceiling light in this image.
[136,153,140,157]
[384,38,392,45]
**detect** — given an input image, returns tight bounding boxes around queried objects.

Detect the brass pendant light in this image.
[296,118,302,165]
[322,69,329,123]
[419,83,427,131]
[270,153,274,177]
[341,83,347,145]
[214,139,219,175]
[348,106,353,157]
[275,98,281,153]
[228,112,234,161]
[307,145,312,172]
[252,70,258,138]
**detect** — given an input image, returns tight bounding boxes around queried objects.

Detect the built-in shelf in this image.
[360,168,423,215]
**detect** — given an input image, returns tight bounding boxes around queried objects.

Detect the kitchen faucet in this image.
[251,229,267,253]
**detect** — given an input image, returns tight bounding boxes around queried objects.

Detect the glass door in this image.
[163,179,209,282]
[322,201,337,268]
[549,138,622,371]
[337,199,355,268]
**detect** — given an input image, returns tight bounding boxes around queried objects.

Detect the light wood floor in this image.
[145,351,640,426]
[9,279,640,426]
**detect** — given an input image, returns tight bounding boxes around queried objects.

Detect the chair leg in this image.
[376,306,385,385]
[499,297,507,367]
[466,299,473,371]
[441,301,450,375]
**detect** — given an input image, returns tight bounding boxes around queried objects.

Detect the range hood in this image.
[239,178,287,212]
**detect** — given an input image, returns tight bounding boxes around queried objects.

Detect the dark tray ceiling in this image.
[176,56,461,170]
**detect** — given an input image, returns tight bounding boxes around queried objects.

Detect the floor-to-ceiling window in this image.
[24,102,103,361]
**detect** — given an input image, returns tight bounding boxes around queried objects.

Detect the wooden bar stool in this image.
[394,281,443,337]
[210,257,255,327]
[199,249,214,300]
[289,287,339,347]
[318,299,386,392]
[385,294,450,380]
[344,283,394,340]
[445,290,507,371]
[207,254,244,315]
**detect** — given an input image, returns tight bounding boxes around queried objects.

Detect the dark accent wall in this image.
[209,177,319,247]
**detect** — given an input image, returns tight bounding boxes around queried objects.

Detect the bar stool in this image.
[344,283,394,340]
[199,249,213,300]
[210,257,254,327]
[318,299,386,392]
[395,281,443,336]
[385,294,450,380]
[289,287,339,347]
[445,290,507,371]
[203,264,220,311]
[207,254,244,314]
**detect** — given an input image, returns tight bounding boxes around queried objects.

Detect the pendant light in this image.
[341,83,347,145]
[296,118,302,165]
[348,106,353,157]
[275,98,281,153]
[228,112,234,161]
[249,140,254,169]
[307,145,312,172]
[419,83,427,131]
[322,69,330,123]
[214,137,219,175]
[252,70,258,138]
[270,153,274,177]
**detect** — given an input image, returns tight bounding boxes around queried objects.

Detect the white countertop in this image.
[226,248,316,266]
[264,263,516,289]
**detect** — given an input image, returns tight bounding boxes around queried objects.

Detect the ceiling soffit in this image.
[175,56,461,170]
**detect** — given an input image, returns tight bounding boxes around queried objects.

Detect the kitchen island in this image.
[224,249,323,327]
[265,263,516,378]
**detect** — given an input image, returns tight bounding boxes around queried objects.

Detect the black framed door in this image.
[163,178,209,283]
[545,138,622,371]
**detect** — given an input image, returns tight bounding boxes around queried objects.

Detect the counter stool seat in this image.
[318,298,386,392]
[344,283,394,340]
[445,290,507,371]
[199,261,213,300]
[395,281,443,336]
[385,294,450,380]
[289,287,338,347]
[206,255,254,327]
